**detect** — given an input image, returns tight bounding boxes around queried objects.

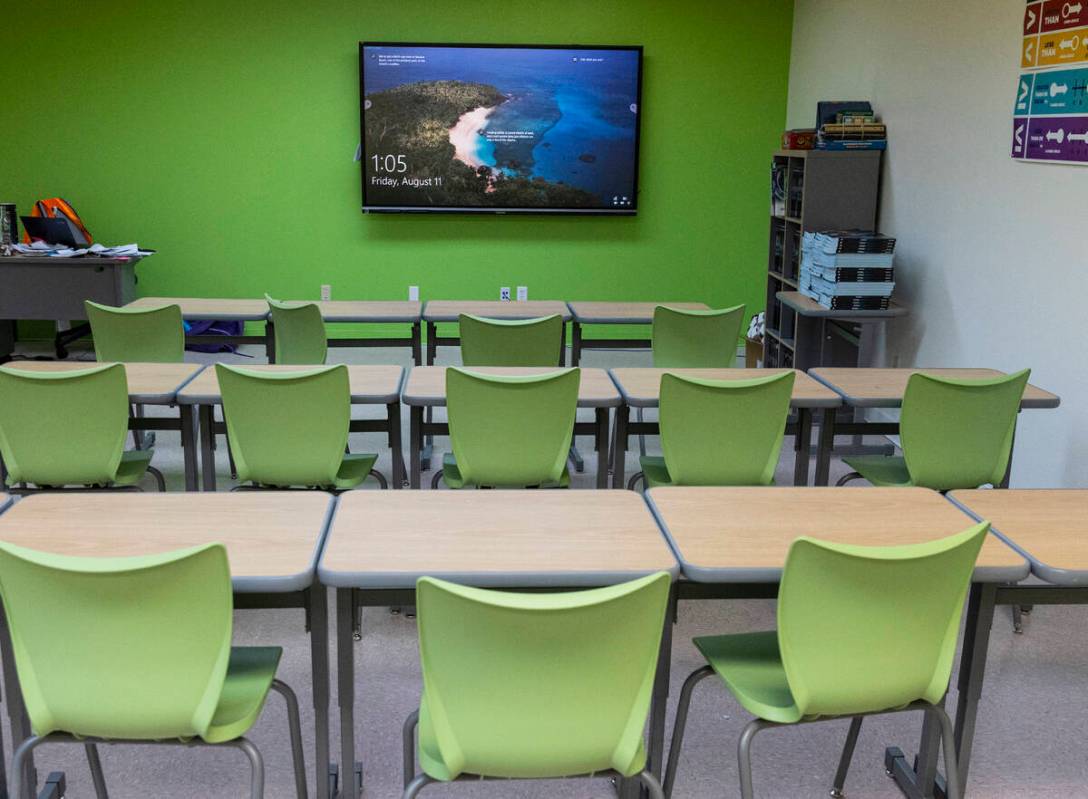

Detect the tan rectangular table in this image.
[401,366,620,488]
[936,489,1088,796]
[421,300,572,366]
[0,491,336,799]
[0,361,205,490]
[609,368,843,488]
[319,489,679,799]
[810,368,1061,489]
[646,485,1028,799]
[276,300,424,365]
[178,364,405,491]
[566,301,710,366]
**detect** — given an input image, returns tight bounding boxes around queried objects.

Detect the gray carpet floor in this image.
[1,340,1081,798]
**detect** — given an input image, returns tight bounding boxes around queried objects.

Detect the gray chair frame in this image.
[664,665,962,799]
[402,709,664,799]
[10,679,306,799]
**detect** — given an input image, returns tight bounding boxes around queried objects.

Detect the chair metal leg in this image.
[430,470,443,489]
[637,406,647,457]
[626,472,645,492]
[638,769,666,799]
[403,710,419,789]
[403,773,435,798]
[271,680,308,799]
[927,704,962,799]
[146,466,166,492]
[836,472,862,487]
[232,738,266,799]
[12,734,44,799]
[1012,604,1024,633]
[85,741,109,799]
[738,719,771,799]
[829,716,863,798]
[663,665,715,798]
[368,469,388,489]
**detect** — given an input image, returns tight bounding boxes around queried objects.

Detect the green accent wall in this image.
[3,0,792,338]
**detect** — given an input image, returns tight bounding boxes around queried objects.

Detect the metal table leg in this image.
[571,321,582,367]
[409,407,423,489]
[1,604,35,798]
[595,409,610,489]
[411,322,422,366]
[612,406,629,489]
[647,586,676,788]
[814,407,836,487]
[337,589,360,799]
[792,408,812,487]
[388,402,406,489]
[309,584,333,799]
[198,404,217,492]
[265,321,276,363]
[181,405,199,491]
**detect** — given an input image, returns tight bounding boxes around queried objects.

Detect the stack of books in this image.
[799,230,896,310]
[816,110,887,151]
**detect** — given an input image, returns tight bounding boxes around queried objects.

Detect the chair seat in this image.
[204,646,282,744]
[841,455,913,487]
[416,690,647,782]
[442,452,570,489]
[693,631,802,725]
[113,450,156,487]
[638,456,673,488]
[332,452,380,490]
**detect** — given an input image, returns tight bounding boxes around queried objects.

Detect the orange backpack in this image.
[21,198,93,245]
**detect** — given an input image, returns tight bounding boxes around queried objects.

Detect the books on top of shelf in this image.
[814,101,887,151]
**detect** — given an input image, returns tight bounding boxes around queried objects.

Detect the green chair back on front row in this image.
[0,542,306,798]
[402,572,671,797]
[651,304,746,368]
[216,363,385,490]
[436,368,579,489]
[266,295,327,365]
[458,314,564,366]
[84,300,185,363]
[664,522,990,799]
[631,371,794,490]
[840,369,1031,489]
[0,364,162,490]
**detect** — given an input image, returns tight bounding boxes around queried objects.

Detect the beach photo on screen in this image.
[361,43,642,212]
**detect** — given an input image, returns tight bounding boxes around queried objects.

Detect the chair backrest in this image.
[0,542,232,740]
[658,371,794,486]
[0,364,129,487]
[216,363,349,487]
[458,314,564,366]
[85,301,184,363]
[266,295,327,365]
[777,522,989,718]
[446,368,578,487]
[416,572,671,779]
[651,305,746,367]
[900,370,1030,489]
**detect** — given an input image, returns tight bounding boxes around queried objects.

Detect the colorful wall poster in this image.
[1014,2,1088,163]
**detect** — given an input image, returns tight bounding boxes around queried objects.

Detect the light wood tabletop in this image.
[950,490,1088,585]
[647,486,1027,583]
[0,492,334,592]
[810,368,1060,408]
[1,361,204,404]
[402,366,620,407]
[567,302,711,323]
[177,364,404,405]
[320,490,678,588]
[125,297,270,320]
[610,368,842,408]
[286,300,422,322]
[423,300,571,322]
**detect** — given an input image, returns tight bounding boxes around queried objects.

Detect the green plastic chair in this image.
[663,522,990,799]
[434,368,579,489]
[629,371,795,490]
[651,305,746,368]
[217,363,385,490]
[84,300,185,363]
[458,314,564,366]
[402,572,672,797]
[0,542,306,799]
[0,364,164,491]
[839,370,1031,490]
[266,295,327,365]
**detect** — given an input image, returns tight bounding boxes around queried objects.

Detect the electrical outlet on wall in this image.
[516,286,528,301]
[408,285,419,301]
[320,284,332,301]
[500,287,511,301]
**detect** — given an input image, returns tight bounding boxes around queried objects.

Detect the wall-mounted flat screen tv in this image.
[360,42,643,214]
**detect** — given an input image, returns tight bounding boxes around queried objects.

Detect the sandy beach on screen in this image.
[450,106,494,168]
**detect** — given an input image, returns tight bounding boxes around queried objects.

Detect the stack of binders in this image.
[799,230,896,310]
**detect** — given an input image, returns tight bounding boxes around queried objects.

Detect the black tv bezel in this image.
[359,41,644,216]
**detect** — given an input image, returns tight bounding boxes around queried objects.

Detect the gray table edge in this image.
[317,565,679,590]
[808,370,1061,410]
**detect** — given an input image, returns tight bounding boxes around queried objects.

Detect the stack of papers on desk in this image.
[9,242,154,258]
